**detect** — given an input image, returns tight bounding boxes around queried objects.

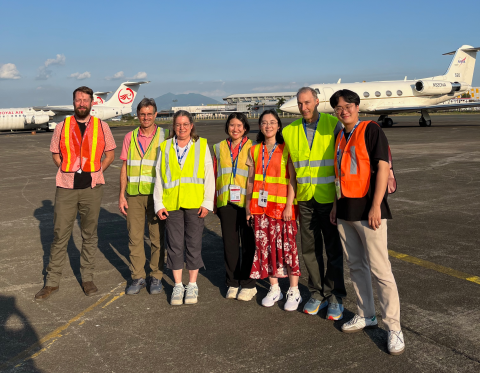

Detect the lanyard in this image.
[302,114,320,145]
[227,138,244,179]
[175,136,190,166]
[336,121,360,171]
[137,126,156,156]
[261,142,278,182]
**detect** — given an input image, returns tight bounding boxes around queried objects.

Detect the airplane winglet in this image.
[337,78,341,84]
[94,91,112,95]
[124,81,150,86]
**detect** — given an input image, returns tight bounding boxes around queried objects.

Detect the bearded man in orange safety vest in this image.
[35,86,116,301]
[329,89,404,356]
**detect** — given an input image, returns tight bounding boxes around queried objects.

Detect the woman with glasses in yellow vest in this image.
[153,110,215,306]
[245,109,302,312]
[213,113,256,301]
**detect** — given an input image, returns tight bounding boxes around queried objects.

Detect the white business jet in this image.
[35,81,149,129]
[280,45,480,127]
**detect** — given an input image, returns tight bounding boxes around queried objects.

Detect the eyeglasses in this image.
[174,123,191,128]
[334,104,356,114]
[139,113,155,118]
[260,121,278,127]
[74,99,91,104]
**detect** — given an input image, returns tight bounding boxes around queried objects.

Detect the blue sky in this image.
[1,0,479,107]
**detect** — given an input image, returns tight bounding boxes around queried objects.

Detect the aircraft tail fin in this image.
[436,45,480,85]
[104,81,150,107]
[93,91,112,106]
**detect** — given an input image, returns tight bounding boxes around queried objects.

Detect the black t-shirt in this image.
[73,121,93,189]
[336,121,392,221]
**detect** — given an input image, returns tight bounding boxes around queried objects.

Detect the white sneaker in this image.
[226,286,240,299]
[284,288,302,311]
[237,287,257,301]
[261,286,283,307]
[341,314,378,333]
[388,330,405,355]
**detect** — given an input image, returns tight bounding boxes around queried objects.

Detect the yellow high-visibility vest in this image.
[126,127,168,195]
[159,137,207,211]
[213,138,252,208]
[282,114,338,203]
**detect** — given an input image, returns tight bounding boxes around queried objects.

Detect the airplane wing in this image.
[366,102,480,114]
[33,106,74,114]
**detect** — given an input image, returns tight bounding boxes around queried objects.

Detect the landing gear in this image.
[419,110,431,127]
[378,115,393,128]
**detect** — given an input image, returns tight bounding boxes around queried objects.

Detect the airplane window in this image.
[364,92,370,97]
[397,90,403,96]
[386,90,392,96]
[375,91,381,97]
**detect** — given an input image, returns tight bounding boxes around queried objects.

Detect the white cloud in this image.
[36,54,66,80]
[132,71,147,79]
[105,71,125,80]
[251,82,299,92]
[70,71,91,80]
[0,63,21,79]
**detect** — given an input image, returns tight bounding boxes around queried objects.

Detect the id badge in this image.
[229,184,241,203]
[258,190,268,207]
[335,178,341,199]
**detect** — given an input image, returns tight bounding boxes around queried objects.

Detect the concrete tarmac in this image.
[0,114,479,373]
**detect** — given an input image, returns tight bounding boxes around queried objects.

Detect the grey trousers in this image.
[46,185,103,286]
[298,198,346,302]
[337,219,401,331]
[165,208,205,270]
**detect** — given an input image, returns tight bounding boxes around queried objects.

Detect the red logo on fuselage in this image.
[93,97,104,106]
[118,87,134,104]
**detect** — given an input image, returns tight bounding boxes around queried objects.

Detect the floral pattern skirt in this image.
[249,214,300,279]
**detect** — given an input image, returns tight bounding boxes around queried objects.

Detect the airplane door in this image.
[323,87,334,113]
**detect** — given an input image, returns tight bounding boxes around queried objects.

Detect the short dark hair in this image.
[257,109,284,144]
[225,112,250,136]
[329,89,360,108]
[73,86,94,101]
[137,98,157,113]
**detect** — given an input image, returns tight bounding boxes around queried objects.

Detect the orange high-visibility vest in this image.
[249,142,296,220]
[59,116,105,173]
[334,120,371,198]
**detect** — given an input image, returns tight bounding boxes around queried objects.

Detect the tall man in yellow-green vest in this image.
[35,86,116,301]
[118,98,169,295]
[282,87,346,319]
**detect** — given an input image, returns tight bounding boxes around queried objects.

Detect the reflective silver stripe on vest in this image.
[139,176,155,183]
[127,176,140,182]
[293,160,309,168]
[214,143,220,161]
[219,167,249,177]
[350,146,357,175]
[310,159,334,167]
[192,140,201,176]
[127,159,142,166]
[163,139,173,187]
[296,177,310,184]
[141,159,157,167]
[311,176,335,184]
[218,184,247,196]
[164,177,204,189]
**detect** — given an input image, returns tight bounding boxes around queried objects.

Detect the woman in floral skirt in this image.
[245,109,301,311]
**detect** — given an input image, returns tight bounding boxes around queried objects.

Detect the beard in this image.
[74,105,91,120]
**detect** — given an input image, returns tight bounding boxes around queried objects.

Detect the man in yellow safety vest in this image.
[282,87,346,319]
[119,98,169,295]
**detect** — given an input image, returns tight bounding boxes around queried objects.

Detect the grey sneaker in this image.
[341,314,378,333]
[184,283,198,305]
[171,284,185,306]
[126,278,146,295]
[149,277,163,295]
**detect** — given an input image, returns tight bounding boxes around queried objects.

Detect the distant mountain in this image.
[154,92,221,111]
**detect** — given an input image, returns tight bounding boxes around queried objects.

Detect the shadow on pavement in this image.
[0,295,44,372]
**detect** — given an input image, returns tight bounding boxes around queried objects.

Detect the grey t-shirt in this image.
[303,115,343,148]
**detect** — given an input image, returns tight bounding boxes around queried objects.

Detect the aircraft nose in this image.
[280,97,299,114]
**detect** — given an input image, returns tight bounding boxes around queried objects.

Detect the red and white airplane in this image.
[0,81,149,131]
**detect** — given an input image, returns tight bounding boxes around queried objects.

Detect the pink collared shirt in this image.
[50,119,116,189]
[120,126,157,161]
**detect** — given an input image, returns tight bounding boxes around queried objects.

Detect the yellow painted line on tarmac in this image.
[102,291,125,308]
[0,282,126,371]
[389,250,480,285]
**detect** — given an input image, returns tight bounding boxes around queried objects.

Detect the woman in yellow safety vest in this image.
[245,109,302,312]
[213,113,256,302]
[153,110,215,306]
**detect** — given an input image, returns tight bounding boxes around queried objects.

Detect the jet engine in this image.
[31,114,50,125]
[414,80,462,95]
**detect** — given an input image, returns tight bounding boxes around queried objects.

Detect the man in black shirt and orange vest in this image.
[35,86,116,301]
[329,89,405,355]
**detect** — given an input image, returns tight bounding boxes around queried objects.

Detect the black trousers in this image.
[298,198,346,302]
[217,203,256,289]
